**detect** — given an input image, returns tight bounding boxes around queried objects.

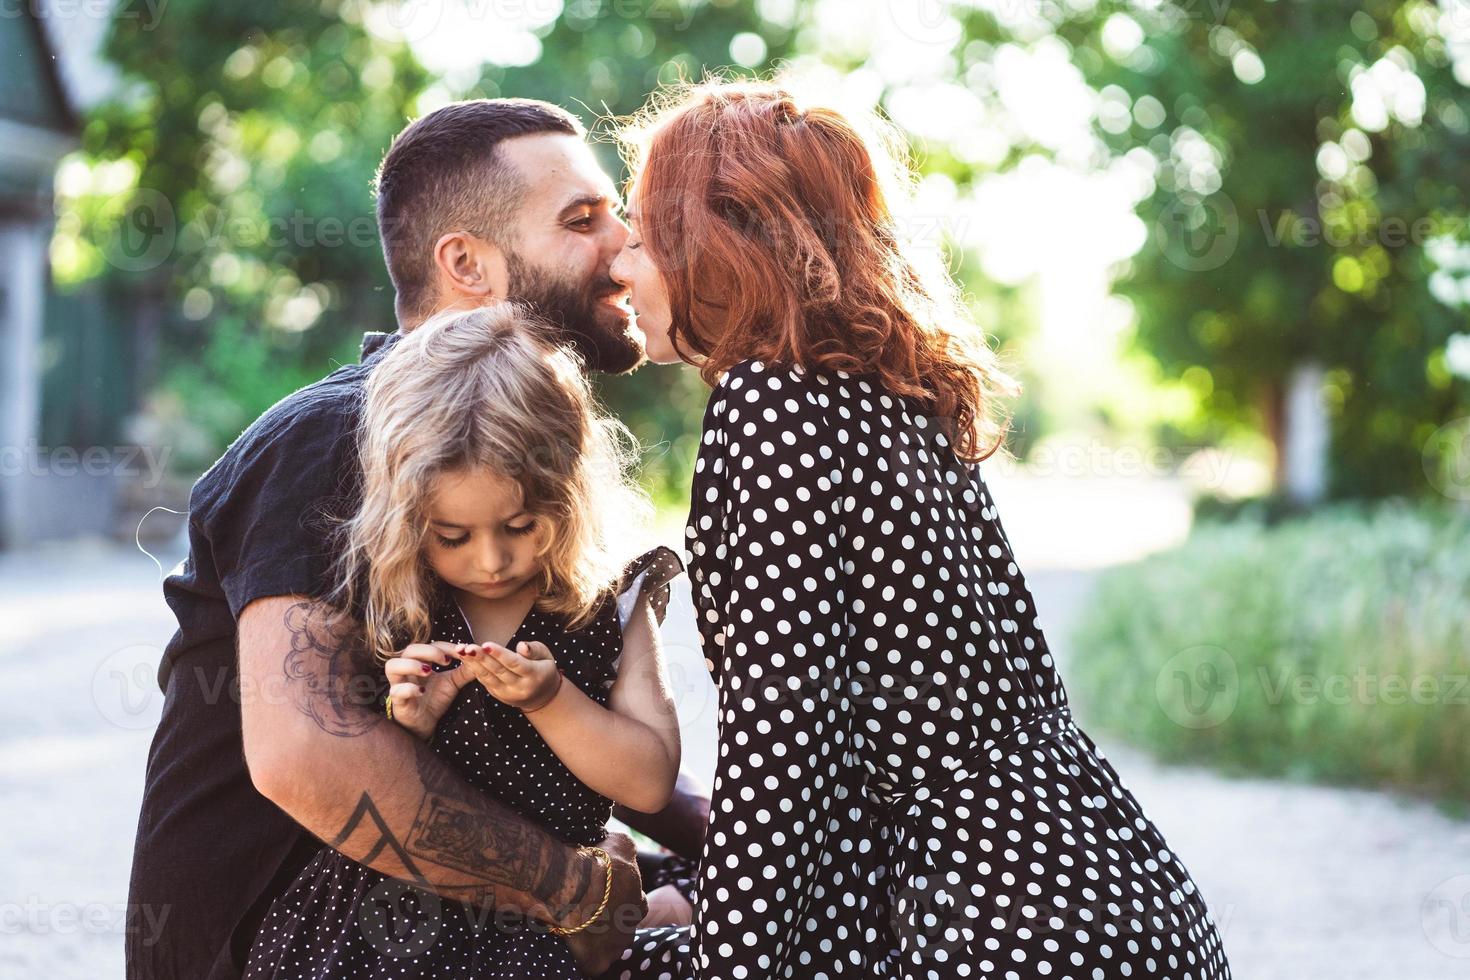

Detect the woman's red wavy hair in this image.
[618,78,1018,462]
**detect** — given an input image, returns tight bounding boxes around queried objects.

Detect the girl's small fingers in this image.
[389,681,424,708]
[385,657,437,683]
[400,643,463,666]
[470,648,512,682]
[429,641,468,663]
[519,641,554,662]
[482,643,527,676]
[456,649,505,683]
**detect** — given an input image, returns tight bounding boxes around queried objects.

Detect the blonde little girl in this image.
[244,303,693,979]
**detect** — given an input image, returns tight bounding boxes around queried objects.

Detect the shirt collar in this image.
[359,330,404,363]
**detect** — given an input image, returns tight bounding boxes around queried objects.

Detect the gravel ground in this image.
[2,524,1467,978]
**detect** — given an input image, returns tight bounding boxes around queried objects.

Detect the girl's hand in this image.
[458,640,562,712]
[384,641,476,740]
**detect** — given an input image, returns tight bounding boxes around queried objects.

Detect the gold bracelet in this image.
[547,845,612,937]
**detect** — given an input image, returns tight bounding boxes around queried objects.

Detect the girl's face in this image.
[424,467,546,601]
[609,188,678,365]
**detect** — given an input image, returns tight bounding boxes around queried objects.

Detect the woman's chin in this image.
[632,321,680,365]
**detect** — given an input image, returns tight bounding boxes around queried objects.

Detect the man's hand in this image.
[639,884,694,929]
[561,831,647,974]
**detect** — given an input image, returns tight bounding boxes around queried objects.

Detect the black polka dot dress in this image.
[604,361,1231,980]
[243,547,691,980]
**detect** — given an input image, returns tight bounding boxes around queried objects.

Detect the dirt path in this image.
[3,535,1467,978]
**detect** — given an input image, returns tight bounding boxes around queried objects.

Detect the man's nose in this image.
[603,214,630,261]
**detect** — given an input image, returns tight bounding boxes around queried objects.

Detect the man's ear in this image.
[431,231,510,304]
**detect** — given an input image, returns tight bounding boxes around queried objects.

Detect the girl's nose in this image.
[477,540,511,576]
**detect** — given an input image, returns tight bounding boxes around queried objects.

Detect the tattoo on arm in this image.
[281,600,382,737]
[407,739,572,901]
[274,599,587,916]
[324,734,584,915]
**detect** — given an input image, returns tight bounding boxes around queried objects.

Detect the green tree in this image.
[1001,0,1470,499]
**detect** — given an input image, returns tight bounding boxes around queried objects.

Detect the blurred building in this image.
[1,6,141,550]
[0,10,78,549]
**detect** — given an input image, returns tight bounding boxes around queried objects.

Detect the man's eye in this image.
[435,533,469,549]
[569,215,593,229]
[507,520,539,537]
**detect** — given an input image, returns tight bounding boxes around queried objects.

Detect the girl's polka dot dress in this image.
[605,361,1232,979]
[243,546,690,980]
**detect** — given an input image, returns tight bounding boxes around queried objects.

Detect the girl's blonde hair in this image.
[332,302,649,661]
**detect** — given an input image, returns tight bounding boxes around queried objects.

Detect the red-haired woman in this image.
[606,80,1232,980]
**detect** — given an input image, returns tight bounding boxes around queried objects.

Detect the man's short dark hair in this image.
[373,98,583,324]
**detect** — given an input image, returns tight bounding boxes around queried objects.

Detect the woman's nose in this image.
[609,248,630,287]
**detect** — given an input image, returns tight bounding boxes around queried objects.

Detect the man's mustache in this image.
[593,279,628,302]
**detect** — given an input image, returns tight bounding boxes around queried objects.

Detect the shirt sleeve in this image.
[690,363,857,979]
[192,390,360,620]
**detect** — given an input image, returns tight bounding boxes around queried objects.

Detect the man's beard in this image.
[505,253,646,375]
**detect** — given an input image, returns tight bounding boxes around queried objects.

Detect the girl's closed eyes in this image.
[434,520,539,549]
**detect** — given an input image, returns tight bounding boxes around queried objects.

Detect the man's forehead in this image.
[500,132,617,210]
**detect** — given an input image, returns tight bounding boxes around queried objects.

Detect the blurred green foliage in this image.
[54,0,1470,505]
[1027,0,1470,496]
[1068,501,1470,801]
[63,0,798,501]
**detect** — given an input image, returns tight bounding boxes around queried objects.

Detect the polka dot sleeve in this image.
[615,545,685,632]
[688,363,858,979]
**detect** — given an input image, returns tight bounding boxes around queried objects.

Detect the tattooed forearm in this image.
[318,738,586,922]
[330,791,429,878]
[407,738,578,903]
[245,595,591,927]
[407,794,538,887]
[280,600,382,736]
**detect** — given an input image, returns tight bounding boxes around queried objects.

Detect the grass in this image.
[1067,500,1470,802]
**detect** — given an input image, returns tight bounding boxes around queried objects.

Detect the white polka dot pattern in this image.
[604,361,1231,980]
